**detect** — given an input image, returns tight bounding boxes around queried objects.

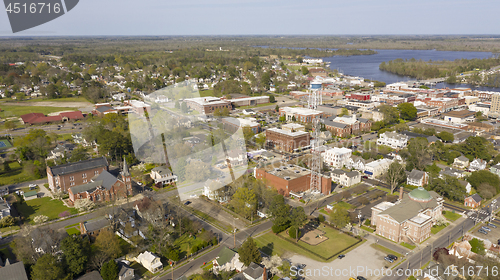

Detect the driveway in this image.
[289,239,392,280]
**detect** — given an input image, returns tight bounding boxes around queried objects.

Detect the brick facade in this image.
[47,157,109,193]
[265,128,310,152]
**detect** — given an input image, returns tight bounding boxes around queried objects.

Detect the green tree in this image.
[95,230,122,260]
[397,103,417,121]
[270,195,291,233]
[437,131,454,143]
[301,66,309,75]
[255,134,266,148]
[394,123,409,133]
[290,207,307,241]
[4,120,17,130]
[32,254,65,280]
[61,235,90,276]
[242,126,255,146]
[378,105,400,125]
[268,94,275,103]
[469,238,485,255]
[329,205,350,228]
[428,175,467,202]
[231,187,257,219]
[180,102,188,113]
[100,260,119,280]
[384,161,406,194]
[404,137,431,171]
[339,108,349,117]
[238,237,262,266]
[68,147,89,162]
[467,170,500,193]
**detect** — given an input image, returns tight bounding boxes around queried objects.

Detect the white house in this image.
[453,156,470,169]
[331,169,361,187]
[213,247,244,273]
[0,198,11,219]
[377,132,408,149]
[203,179,228,203]
[364,158,393,178]
[136,251,162,273]
[469,158,487,171]
[150,166,177,185]
[322,147,352,168]
[406,169,429,187]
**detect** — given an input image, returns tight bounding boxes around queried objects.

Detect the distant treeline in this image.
[379,57,500,80]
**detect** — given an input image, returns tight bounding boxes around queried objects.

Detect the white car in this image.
[29,184,37,189]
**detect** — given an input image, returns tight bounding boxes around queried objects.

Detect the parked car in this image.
[387,254,398,261]
[384,256,394,263]
[488,223,497,228]
[482,226,491,232]
[338,254,345,259]
[357,276,367,280]
[478,229,488,235]
[28,184,37,190]
[184,201,191,205]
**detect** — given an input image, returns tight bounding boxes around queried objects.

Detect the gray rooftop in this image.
[469,193,482,203]
[378,191,440,223]
[49,157,108,176]
[408,169,426,181]
[76,271,104,280]
[243,262,264,279]
[68,170,118,194]
[84,218,110,233]
[0,261,29,280]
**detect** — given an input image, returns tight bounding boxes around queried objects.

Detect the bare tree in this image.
[384,161,406,194]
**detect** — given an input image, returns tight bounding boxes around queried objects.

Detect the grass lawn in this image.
[173,233,207,257]
[66,227,80,235]
[16,197,77,224]
[0,162,40,185]
[199,89,215,97]
[0,105,79,118]
[0,225,20,233]
[361,225,375,233]
[20,186,39,193]
[431,224,449,235]
[337,201,355,210]
[400,242,416,250]
[188,207,233,233]
[254,231,325,262]
[443,211,462,222]
[201,262,213,271]
[278,226,359,260]
[370,243,403,258]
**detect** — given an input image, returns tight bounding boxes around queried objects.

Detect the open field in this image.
[443,211,462,222]
[4,97,90,104]
[16,196,78,223]
[173,233,207,258]
[254,231,324,261]
[0,105,79,118]
[0,162,40,185]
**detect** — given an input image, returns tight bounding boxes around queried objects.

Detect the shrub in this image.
[364,219,371,226]
[318,214,325,223]
[0,216,15,227]
[299,199,305,203]
[272,223,289,234]
[289,226,297,239]
[33,215,49,224]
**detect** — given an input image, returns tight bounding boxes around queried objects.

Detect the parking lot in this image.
[471,221,500,243]
[289,240,392,280]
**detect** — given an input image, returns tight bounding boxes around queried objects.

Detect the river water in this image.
[321,49,500,91]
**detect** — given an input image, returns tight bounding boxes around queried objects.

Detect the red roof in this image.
[21,111,84,125]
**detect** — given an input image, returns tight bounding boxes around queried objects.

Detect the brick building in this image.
[47,157,109,192]
[323,115,371,137]
[278,107,323,123]
[68,158,132,203]
[184,97,232,114]
[254,163,331,196]
[308,67,327,77]
[371,187,443,243]
[265,128,310,152]
[346,93,370,101]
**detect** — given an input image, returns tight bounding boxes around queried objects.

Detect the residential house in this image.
[72,133,95,147]
[364,158,393,178]
[371,187,444,243]
[464,194,482,208]
[377,132,408,149]
[68,159,132,203]
[453,156,470,169]
[136,251,163,273]
[212,246,244,273]
[0,185,9,197]
[203,179,228,203]
[439,167,465,179]
[134,197,164,225]
[469,158,487,171]
[0,261,29,280]
[76,271,104,280]
[241,262,267,280]
[406,169,429,187]
[0,198,11,219]
[322,147,352,168]
[80,218,111,237]
[47,143,76,160]
[47,157,109,192]
[490,164,500,177]
[118,262,135,280]
[150,166,177,186]
[331,169,361,187]
[30,228,67,255]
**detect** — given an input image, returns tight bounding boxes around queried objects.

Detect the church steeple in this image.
[121,156,130,177]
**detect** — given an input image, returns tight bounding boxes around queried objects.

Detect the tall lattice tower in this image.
[307,89,322,110]
[309,117,322,193]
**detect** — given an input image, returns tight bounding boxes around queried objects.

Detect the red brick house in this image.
[47,157,109,192]
[20,111,84,125]
[464,194,482,209]
[68,158,132,203]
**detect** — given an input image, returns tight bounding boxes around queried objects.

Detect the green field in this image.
[66,227,80,235]
[3,96,90,103]
[400,242,416,250]
[431,224,449,235]
[0,105,78,118]
[0,162,40,185]
[443,211,462,222]
[16,196,78,224]
[173,233,207,258]
[255,226,359,262]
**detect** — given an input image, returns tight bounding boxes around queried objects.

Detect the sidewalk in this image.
[363,230,411,256]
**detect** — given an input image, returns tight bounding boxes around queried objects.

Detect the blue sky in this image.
[1,0,499,36]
